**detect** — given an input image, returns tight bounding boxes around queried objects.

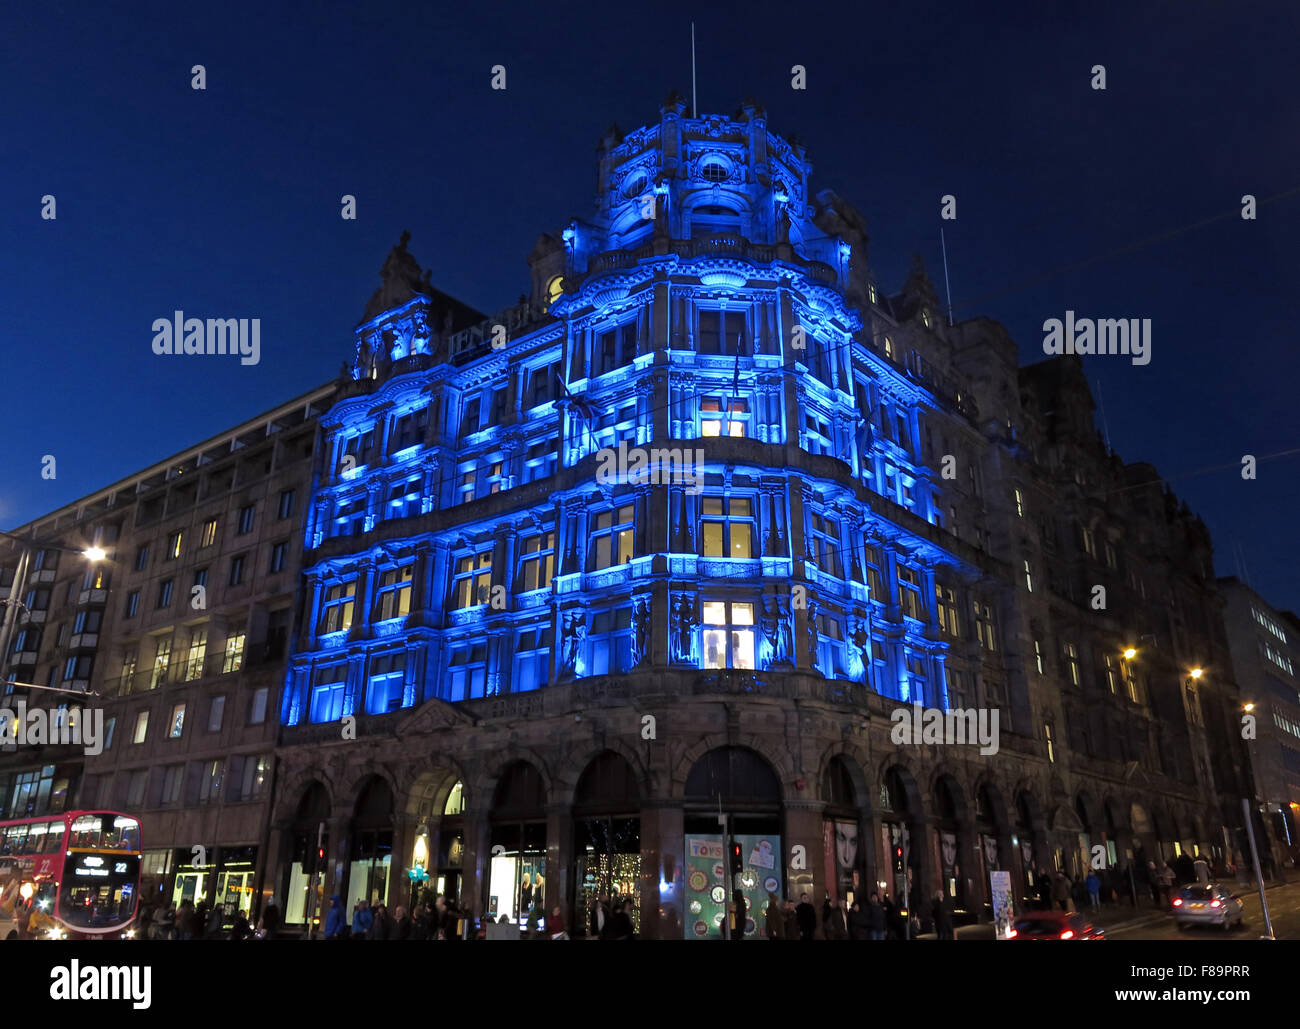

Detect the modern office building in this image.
[1,386,337,921]
[1218,576,1300,866]
[265,97,1244,939]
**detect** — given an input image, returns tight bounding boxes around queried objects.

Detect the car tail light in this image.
[1007,928,1017,938]
[1060,929,1074,940]
[1210,900,1221,908]
[1172,898,1183,907]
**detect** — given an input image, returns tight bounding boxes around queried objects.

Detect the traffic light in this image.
[729,842,743,876]
[893,846,904,872]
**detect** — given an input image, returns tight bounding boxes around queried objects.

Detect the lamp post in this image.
[0,529,107,693]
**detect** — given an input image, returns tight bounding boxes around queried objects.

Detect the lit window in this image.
[320,582,357,633]
[1034,640,1044,674]
[310,666,348,723]
[169,703,186,739]
[590,506,634,570]
[701,601,756,670]
[1023,560,1033,593]
[808,513,843,578]
[151,638,172,689]
[898,567,926,621]
[166,531,183,560]
[519,532,556,592]
[366,652,407,714]
[223,634,245,674]
[701,497,754,559]
[374,565,414,621]
[452,552,493,609]
[1014,489,1024,518]
[935,585,961,637]
[1045,724,1055,763]
[133,710,149,744]
[546,275,564,308]
[883,336,894,360]
[201,518,218,547]
[184,628,207,682]
[1064,643,1080,687]
[700,396,749,438]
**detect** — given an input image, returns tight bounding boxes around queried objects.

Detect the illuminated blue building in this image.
[270,98,1235,937]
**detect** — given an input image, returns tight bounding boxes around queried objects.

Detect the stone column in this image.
[784,801,824,928]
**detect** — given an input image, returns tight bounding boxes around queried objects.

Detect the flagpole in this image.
[691,23,697,117]
[940,228,954,327]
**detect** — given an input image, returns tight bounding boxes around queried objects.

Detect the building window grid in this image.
[701,497,755,560]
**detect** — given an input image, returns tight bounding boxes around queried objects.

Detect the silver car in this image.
[1172,883,1244,930]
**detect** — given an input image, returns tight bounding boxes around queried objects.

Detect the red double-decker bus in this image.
[0,810,141,939]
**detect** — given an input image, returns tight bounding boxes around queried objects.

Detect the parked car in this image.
[1009,911,1105,940]
[1172,884,1244,930]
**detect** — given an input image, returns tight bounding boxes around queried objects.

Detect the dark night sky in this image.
[2,1,1297,609]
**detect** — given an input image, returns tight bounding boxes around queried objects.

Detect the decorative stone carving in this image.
[631,596,650,667]
[670,594,697,664]
[559,611,587,679]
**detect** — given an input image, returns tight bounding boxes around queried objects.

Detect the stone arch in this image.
[682,745,783,807]
[928,768,970,823]
[480,747,556,805]
[877,761,925,816]
[341,765,402,813]
[276,767,338,820]
[672,733,795,798]
[403,758,470,820]
[572,751,644,813]
[552,739,652,807]
[816,746,873,814]
[974,778,1010,833]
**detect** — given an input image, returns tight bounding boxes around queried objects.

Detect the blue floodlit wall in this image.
[282,102,985,728]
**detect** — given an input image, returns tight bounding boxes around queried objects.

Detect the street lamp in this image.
[0,533,108,696]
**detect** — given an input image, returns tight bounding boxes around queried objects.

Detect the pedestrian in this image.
[1193,855,1210,885]
[159,906,177,940]
[607,900,634,940]
[824,897,847,940]
[1036,870,1053,911]
[1085,870,1100,911]
[782,899,798,941]
[230,909,252,940]
[392,905,412,940]
[847,900,869,940]
[193,900,209,940]
[351,898,373,938]
[324,895,344,939]
[730,889,747,941]
[764,891,784,940]
[795,892,817,940]
[205,902,226,939]
[525,902,541,939]
[1160,864,1174,904]
[1146,861,1160,905]
[176,900,196,941]
[867,892,887,940]
[412,904,432,940]
[1052,871,1071,912]
[370,903,392,940]
[930,890,954,940]
[590,894,610,939]
[260,899,281,940]
[549,905,568,940]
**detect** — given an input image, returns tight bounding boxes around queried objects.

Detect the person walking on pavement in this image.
[764,892,784,940]
[824,897,847,940]
[1052,871,1071,912]
[782,898,798,941]
[324,895,344,939]
[847,900,869,941]
[867,893,887,940]
[259,899,280,940]
[931,890,954,940]
[1085,870,1101,912]
[795,893,817,940]
[351,898,373,939]
[729,889,747,941]
[370,903,393,940]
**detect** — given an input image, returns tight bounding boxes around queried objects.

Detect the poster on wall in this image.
[683,835,781,939]
[990,870,1015,940]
